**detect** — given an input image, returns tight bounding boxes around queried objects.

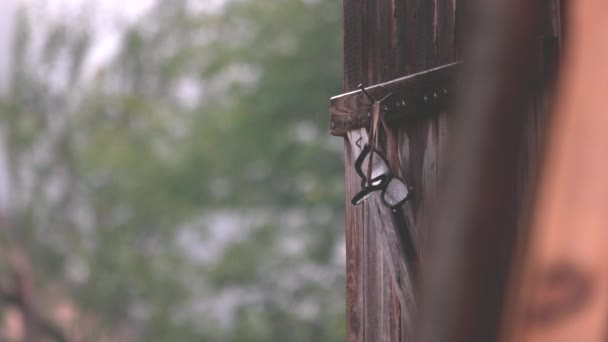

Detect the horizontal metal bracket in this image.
[329,61,462,136]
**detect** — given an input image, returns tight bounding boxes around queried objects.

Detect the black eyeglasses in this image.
[351,144,410,209]
[351,143,418,270]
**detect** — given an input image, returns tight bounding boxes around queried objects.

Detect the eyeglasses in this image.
[351,142,418,270]
[351,143,410,209]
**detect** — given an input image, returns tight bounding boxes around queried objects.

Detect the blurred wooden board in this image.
[501,0,608,340]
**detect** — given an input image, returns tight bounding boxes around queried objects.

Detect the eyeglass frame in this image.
[351,143,410,209]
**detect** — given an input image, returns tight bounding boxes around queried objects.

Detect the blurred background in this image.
[0,0,345,341]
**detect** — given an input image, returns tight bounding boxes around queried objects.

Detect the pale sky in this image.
[0,0,230,207]
[7,0,229,81]
[0,0,156,210]
[0,0,158,89]
[0,1,16,95]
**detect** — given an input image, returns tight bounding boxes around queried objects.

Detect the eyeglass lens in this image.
[361,151,391,185]
[382,177,409,207]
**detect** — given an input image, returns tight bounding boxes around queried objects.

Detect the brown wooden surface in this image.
[500,0,608,341]
[341,0,459,340]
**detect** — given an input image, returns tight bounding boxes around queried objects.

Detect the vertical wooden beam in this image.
[416,1,562,342]
[343,1,365,339]
[342,0,459,340]
[501,0,608,340]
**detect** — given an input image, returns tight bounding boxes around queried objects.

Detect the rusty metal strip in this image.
[328,61,462,136]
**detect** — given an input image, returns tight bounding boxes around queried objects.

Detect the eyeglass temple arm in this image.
[391,206,418,278]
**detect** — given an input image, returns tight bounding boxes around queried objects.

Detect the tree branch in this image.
[0,280,68,342]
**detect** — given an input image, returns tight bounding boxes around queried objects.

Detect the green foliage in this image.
[0,0,344,340]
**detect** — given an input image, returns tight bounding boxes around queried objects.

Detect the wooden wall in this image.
[340,0,563,341]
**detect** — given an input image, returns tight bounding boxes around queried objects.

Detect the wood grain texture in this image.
[500,0,608,340]
[341,0,458,340]
[344,136,364,342]
[342,2,365,339]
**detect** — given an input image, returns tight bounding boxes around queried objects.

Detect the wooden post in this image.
[342,1,458,340]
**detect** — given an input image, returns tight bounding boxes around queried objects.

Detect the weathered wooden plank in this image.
[343,0,364,93]
[329,62,460,136]
[344,137,364,342]
[416,1,562,342]
[343,1,365,340]
[395,0,457,271]
[362,202,386,341]
[500,0,608,340]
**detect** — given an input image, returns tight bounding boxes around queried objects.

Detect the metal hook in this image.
[358,84,376,103]
[355,136,363,148]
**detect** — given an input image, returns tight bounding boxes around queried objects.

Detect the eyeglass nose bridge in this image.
[352,174,411,209]
[351,176,388,206]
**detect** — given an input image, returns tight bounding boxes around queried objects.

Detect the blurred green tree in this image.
[0,0,344,341]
